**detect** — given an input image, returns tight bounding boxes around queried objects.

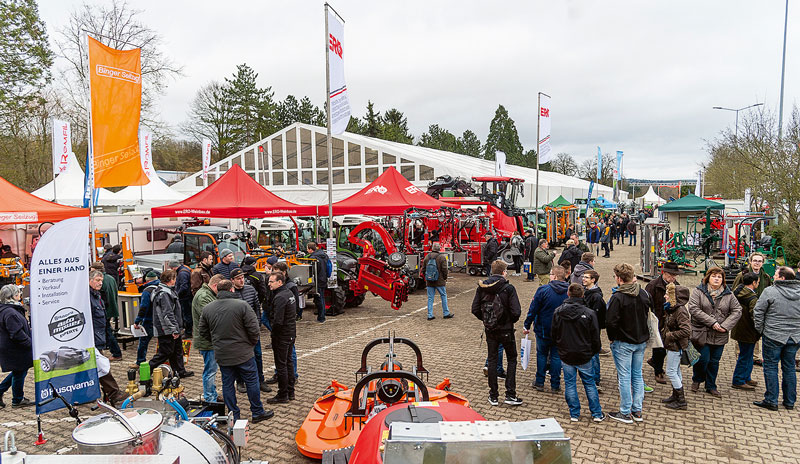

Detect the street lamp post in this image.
[712,103,764,140]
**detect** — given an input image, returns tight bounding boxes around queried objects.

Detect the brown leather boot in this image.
[661,388,678,404]
[664,388,687,410]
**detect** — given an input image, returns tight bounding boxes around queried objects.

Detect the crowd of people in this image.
[470,244,800,423]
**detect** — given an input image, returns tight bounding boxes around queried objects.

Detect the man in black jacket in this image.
[644,262,682,385]
[471,260,523,406]
[232,268,270,393]
[552,284,604,422]
[482,233,499,276]
[582,269,608,386]
[606,263,651,424]
[148,269,193,378]
[173,260,193,338]
[558,240,581,274]
[422,243,452,321]
[524,229,537,281]
[307,242,328,322]
[198,280,272,423]
[267,271,298,404]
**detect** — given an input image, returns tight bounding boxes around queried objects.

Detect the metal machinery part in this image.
[639,218,670,280]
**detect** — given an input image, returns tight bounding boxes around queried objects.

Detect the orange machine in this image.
[545,204,578,247]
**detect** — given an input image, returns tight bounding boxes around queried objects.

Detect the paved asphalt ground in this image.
[2,241,799,462]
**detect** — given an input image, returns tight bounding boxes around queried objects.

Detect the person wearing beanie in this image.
[212,249,239,279]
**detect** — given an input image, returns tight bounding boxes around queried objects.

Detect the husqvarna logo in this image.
[366,186,388,195]
[405,186,421,194]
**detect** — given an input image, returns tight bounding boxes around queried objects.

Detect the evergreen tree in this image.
[297,96,325,125]
[277,95,301,128]
[418,124,458,152]
[363,101,381,137]
[483,105,523,163]
[225,64,266,148]
[380,108,413,144]
[346,116,364,134]
[456,130,481,157]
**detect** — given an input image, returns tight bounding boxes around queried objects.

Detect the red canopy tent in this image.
[319,166,451,215]
[152,164,319,218]
[0,176,89,224]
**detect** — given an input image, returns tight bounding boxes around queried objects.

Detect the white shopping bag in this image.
[647,310,664,349]
[520,334,532,370]
[96,350,110,377]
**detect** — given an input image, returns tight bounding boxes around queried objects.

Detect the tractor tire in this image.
[406,275,418,294]
[468,267,477,276]
[500,249,515,266]
[325,286,346,316]
[345,291,366,308]
[387,252,407,270]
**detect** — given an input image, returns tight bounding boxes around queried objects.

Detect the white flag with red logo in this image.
[538,94,552,164]
[202,138,212,181]
[327,7,351,135]
[139,130,154,178]
[52,118,72,175]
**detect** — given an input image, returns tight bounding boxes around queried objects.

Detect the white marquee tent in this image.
[32,152,131,207]
[638,186,667,206]
[114,156,187,208]
[172,123,626,208]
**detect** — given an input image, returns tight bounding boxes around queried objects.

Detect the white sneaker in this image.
[592,414,606,423]
[482,366,488,377]
[488,396,499,406]
[570,416,579,422]
[504,396,523,406]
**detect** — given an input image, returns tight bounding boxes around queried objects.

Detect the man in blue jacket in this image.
[134,271,160,365]
[523,264,570,392]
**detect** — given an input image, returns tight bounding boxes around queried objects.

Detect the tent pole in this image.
[325,4,334,240]
[534,92,541,230]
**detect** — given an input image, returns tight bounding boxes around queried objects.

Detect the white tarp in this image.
[639,186,667,206]
[32,152,129,206]
[115,131,186,206]
[538,94,552,164]
[327,7,351,134]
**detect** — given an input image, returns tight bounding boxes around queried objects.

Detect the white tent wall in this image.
[173,123,627,207]
[31,153,131,207]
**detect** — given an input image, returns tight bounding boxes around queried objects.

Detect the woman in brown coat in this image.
[661,284,691,410]
[688,267,742,397]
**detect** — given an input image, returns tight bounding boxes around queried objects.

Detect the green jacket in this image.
[577,241,590,253]
[732,266,773,297]
[533,247,555,275]
[731,284,760,344]
[101,273,119,319]
[192,284,217,351]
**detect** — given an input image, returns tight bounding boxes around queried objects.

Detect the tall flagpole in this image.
[535,92,541,230]
[325,4,334,239]
[85,32,96,261]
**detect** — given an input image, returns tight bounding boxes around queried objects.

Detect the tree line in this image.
[0,0,617,193]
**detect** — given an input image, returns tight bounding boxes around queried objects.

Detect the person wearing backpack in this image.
[307,242,328,322]
[471,260,523,407]
[422,243,452,321]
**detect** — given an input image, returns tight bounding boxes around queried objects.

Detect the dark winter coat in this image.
[627,221,637,235]
[90,287,107,348]
[583,286,606,329]
[101,252,121,278]
[135,279,160,324]
[557,245,581,273]
[271,284,298,339]
[570,261,593,285]
[533,247,555,275]
[191,263,212,295]
[587,226,601,244]
[524,235,537,260]
[100,272,119,319]
[212,261,240,280]
[309,249,329,288]
[191,284,217,351]
[606,283,651,345]
[151,283,183,337]
[645,275,679,329]
[422,251,448,287]
[599,226,612,244]
[753,279,800,344]
[0,303,32,372]
[197,291,259,366]
[523,279,570,340]
[661,286,691,351]
[234,282,260,317]
[175,265,193,302]
[241,264,267,304]
[688,284,742,346]
[732,266,773,297]
[551,297,601,366]
[470,275,521,333]
[483,237,499,264]
[731,284,760,344]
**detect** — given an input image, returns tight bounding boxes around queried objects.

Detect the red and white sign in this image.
[139,130,154,178]
[0,212,38,224]
[538,94,552,164]
[202,138,212,182]
[366,185,388,195]
[52,119,72,175]
[327,7,351,135]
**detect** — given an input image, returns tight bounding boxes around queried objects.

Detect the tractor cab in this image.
[182,226,249,267]
[471,176,526,218]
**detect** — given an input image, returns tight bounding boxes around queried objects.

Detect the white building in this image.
[172,122,625,207]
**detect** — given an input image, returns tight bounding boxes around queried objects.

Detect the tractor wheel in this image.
[345,291,366,308]
[500,249,515,266]
[325,286,346,316]
[387,252,407,270]
[468,267,477,276]
[406,275,418,294]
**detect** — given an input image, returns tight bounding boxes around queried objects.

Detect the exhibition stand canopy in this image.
[317,166,452,216]
[546,195,574,208]
[657,194,724,212]
[0,175,89,224]
[151,164,319,218]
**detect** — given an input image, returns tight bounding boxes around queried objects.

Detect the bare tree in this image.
[181,81,235,160]
[546,152,578,176]
[577,153,615,185]
[54,0,182,140]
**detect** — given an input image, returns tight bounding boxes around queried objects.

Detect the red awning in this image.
[151,164,319,218]
[0,176,89,224]
[319,166,451,216]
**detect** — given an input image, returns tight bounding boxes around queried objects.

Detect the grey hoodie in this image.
[754,279,800,344]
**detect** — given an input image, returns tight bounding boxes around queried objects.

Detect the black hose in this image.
[209,426,240,464]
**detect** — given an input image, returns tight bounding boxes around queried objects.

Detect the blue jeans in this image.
[484,345,505,375]
[261,309,272,331]
[219,357,266,421]
[629,234,636,246]
[611,340,646,415]
[535,337,561,389]
[0,369,28,403]
[254,340,265,384]
[732,341,756,386]
[591,353,601,384]
[199,349,218,402]
[105,318,122,358]
[563,361,603,419]
[762,336,799,407]
[314,288,326,322]
[692,343,725,391]
[665,349,683,389]
[136,320,153,364]
[291,345,298,378]
[426,286,450,318]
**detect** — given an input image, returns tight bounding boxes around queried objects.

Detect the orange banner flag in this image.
[88,36,149,188]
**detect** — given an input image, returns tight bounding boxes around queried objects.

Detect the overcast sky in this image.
[38,1,797,179]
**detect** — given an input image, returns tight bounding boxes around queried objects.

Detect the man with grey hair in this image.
[421,243,452,321]
[753,266,800,411]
